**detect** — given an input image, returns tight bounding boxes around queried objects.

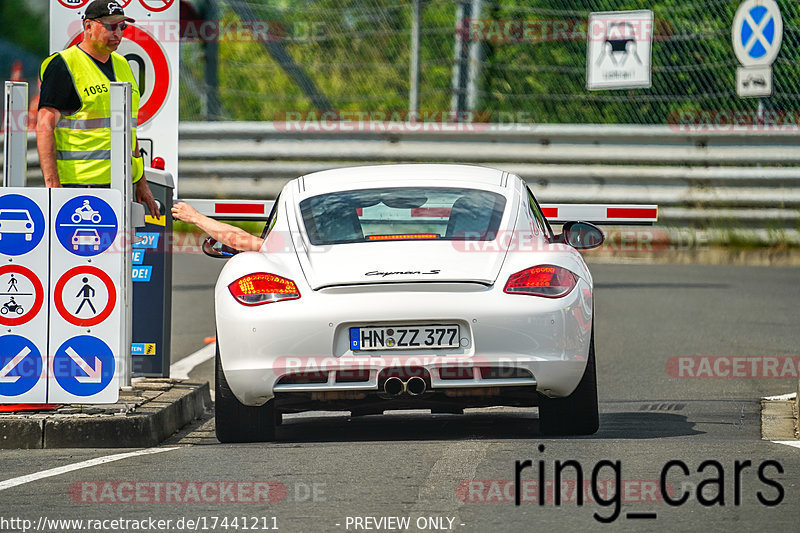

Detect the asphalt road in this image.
[1,256,798,533]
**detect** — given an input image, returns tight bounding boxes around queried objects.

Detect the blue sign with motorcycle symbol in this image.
[0,194,46,256]
[55,196,118,256]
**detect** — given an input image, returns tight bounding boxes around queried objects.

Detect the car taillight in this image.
[228,273,300,306]
[504,265,578,298]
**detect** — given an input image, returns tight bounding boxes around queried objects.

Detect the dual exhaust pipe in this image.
[383,376,427,397]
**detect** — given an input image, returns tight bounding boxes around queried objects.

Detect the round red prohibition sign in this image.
[0,265,44,327]
[139,0,175,12]
[68,26,169,126]
[54,266,117,327]
[58,0,90,8]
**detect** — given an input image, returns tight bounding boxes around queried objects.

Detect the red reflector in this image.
[504,265,577,298]
[215,203,265,215]
[228,273,300,306]
[411,207,451,217]
[607,207,657,219]
[0,404,60,413]
[541,207,558,218]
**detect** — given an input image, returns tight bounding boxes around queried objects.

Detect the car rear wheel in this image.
[215,344,276,443]
[537,330,599,436]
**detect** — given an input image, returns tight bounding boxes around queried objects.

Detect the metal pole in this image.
[409,0,421,115]
[3,81,28,187]
[451,0,471,116]
[110,82,133,390]
[466,0,482,112]
[203,0,220,120]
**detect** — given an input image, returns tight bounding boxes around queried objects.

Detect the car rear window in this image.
[299,187,506,245]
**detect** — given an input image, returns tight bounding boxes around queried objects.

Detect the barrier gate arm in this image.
[178,199,657,225]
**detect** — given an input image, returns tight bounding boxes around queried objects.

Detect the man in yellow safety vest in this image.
[36,0,158,217]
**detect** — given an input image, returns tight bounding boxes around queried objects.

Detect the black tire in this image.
[538,330,599,435]
[215,345,276,443]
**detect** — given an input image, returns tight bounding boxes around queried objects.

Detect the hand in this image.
[171,202,201,225]
[135,178,160,219]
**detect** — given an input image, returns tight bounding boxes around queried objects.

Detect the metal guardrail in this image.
[4,124,800,228]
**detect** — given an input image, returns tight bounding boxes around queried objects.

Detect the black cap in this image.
[83,0,135,23]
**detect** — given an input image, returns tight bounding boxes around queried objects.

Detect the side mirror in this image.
[202,237,240,258]
[560,221,604,250]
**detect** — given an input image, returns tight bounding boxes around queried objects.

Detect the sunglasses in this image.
[92,20,128,32]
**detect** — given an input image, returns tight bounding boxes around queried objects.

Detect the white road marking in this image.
[0,447,179,492]
[170,343,215,380]
[412,441,489,521]
[764,393,797,401]
[771,441,800,449]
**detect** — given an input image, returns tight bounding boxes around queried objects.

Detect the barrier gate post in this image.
[109,82,134,390]
[2,81,28,187]
[132,169,173,377]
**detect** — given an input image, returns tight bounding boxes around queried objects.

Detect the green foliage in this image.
[0,2,49,57]
[178,0,800,124]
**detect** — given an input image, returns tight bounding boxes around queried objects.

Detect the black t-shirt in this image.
[39,48,117,115]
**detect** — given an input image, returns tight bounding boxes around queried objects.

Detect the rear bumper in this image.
[216,281,592,407]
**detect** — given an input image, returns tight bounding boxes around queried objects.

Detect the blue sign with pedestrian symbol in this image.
[0,194,46,256]
[53,335,115,396]
[54,195,118,256]
[0,335,43,397]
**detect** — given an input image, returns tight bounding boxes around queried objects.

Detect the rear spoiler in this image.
[541,204,657,225]
[179,199,658,226]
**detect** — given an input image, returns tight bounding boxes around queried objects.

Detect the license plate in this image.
[350,325,460,351]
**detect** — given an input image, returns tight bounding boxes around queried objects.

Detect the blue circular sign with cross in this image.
[732,0,783,67]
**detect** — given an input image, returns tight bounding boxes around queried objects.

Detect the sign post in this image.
[0,190,49,403]
[49,189,122,403]
[110,82,134,390]
[732,0,783,99]
[3,81,28,188]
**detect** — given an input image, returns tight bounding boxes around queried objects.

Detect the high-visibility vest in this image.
[40,45,143,185]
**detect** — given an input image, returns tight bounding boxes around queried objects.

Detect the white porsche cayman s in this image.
[209,164,605,441]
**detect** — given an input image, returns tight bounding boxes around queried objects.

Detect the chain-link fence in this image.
[181,0,800,125]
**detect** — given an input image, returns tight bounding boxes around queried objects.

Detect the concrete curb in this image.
[761,393,800,441]
[0,380,211,449]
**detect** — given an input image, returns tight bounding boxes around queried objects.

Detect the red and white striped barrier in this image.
[178,199,657,225]
[540,204,658,225]
[178,199,275,220]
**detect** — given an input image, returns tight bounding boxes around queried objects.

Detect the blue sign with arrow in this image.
[52,335,115,396]
[54,195,118,257]
[0,335,43,397]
